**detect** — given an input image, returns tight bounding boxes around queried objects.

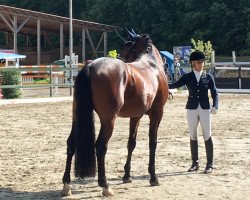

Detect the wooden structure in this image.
[211,51,250,90]
[0,4,121,64]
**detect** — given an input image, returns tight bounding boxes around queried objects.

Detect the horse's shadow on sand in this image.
[0,171,203,199]
[73,170,202,183]
[72,170,204,189]
[114,170,204,182]
[69,171,204,197]
[0,187,62,200]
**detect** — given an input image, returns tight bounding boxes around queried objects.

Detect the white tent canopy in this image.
[0,52,26,67]
[0,52,26,59]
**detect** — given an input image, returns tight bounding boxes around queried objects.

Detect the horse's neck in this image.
[131,45,164,70]
[149,45,164,69]
[131,56,152,68]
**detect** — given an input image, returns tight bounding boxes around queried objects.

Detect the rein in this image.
[118,34,153,63]
[118,42,136,62]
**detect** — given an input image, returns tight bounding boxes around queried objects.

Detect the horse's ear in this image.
[125,27,136,40]
[146,35,152,43]
[131,29,137,35]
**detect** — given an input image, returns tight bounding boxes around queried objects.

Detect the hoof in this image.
[102,187,114,197]
[150,177,160,186]
[123,176,132,183]
[61,183,72,196]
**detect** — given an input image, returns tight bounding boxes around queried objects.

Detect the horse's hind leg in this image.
[61,130,75,196]
[95,120,115,196]
[123,116,142,183]
[148,110,163,186]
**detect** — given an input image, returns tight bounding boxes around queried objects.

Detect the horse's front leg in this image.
[123,116,142,183]
[148,110,163,186]
[61,130,75,196]
[95,121,115,196]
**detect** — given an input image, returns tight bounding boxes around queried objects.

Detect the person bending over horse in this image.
[169,51,219,174]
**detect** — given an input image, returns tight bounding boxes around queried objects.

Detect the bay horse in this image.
[61,33,169,197]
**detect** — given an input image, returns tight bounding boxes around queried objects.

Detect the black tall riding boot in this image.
[188,139,199,172]
[204,137,213,174]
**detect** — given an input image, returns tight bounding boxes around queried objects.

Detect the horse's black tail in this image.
[73,66,96,178]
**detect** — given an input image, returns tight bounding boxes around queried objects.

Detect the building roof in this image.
[0,4,120,35]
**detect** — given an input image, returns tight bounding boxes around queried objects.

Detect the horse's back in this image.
[87,57,128,119]
[89,57,126,74]
[82,56,168,120]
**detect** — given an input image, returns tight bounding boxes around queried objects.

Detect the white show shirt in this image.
[193,69,203,82]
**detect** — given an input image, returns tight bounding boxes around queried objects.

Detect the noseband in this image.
[117,41,136,62]
[118,29,154,62]
[118,40,152,62]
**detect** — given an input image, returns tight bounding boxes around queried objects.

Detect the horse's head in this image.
[118,34,152,63]
[117,41,136,62]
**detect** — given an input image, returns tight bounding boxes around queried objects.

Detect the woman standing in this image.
[169,51,219,173]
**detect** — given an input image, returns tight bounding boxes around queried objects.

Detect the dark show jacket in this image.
[169,71,219,110]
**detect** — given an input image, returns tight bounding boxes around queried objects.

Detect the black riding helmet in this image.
[189,51,205,62]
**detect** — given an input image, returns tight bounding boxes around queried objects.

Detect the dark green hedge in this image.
[1,71,22,99]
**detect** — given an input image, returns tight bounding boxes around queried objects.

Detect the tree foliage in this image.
[191,39,213,61]
[0,0,249,55]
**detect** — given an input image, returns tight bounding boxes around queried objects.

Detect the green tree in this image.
[0,0,249,55]
[0,0,68,16]
[191,39,213,61]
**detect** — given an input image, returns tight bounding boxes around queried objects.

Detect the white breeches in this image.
[187,104,211,141]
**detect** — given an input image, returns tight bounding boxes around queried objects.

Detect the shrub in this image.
[191,39,213,62]
[1,71,22,99]
[34,78,49,84]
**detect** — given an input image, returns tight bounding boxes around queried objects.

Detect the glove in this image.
[210,107,218,115]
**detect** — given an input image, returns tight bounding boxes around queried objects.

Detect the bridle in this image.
[117,41,136,62]
[118,37,153,63]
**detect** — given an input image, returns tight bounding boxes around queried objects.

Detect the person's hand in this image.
[210,107,218,115]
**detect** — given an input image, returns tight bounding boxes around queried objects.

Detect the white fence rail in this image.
[0,66,82,97]
[211,51,250,92]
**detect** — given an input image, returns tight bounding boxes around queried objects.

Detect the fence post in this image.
[49,66,53,97]
[238,67,241,89]
[233,51,241,89]
[211,51,216,78]
[232,51,236,65]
